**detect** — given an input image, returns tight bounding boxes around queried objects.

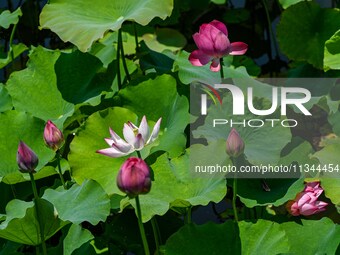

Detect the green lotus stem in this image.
[9,22,18,62]
[56,151,66,189]
[232,176,239,222]
[118,30,131,82]
[135,195,150,255]
[136,149,162,252]
[219,58,224,80]
[29,172,47,255]
[151,217,161,254]
[187,206,192,224]
[133,22,139,52]
[231,157,240,222]
[262,0,280,60]
[116,29,122,90]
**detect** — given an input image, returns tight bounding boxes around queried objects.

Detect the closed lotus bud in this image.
[44,120,64,151]
[226,128,245,158]
[117,157,151,197]
[286,182,328,216]
[17,141,39,173]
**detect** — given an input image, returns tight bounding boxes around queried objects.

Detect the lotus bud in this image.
[117,157,151,197]
[286,181,328,216]
[44,120,64,151]
[17,141,39,173]
[226,128,245,158]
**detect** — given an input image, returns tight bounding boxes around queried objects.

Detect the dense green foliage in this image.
[0,0,339,254]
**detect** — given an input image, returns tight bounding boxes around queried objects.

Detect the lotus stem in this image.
[29,173,47,255]
[135,195,150,255]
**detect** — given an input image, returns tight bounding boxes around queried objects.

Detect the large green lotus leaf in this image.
[142,28,187,52]
[88,31,118,67]
[121,151,227,222]
[0,8,22,28]
[164,220,290,255]
[190,141,232,178]
[6,46,74,126]
[329,111,340,136]
[39,0,174,52]
[55,50,112,104]
[173,50,250,85]
[118,74,188,157]
[0,43,28,69]
[193,95,291,166]
[237,140,314,207]
[164,221,240,255]
[0,110,55,184]
[0,84,12,112]
[2,166,57,185]
[232,55,261,77]
[237,178,304,208]
[279,139,317,167]
[320,178,340,208]
[69,107,138,195]
[63,224,94,255]
[0,241,22,255]
[281,218,340,254]
[120,25,186,55]
[43,180,110,225]
[279,0,311,9]
[139,42,175,74]
[277,1,340,69]
[0,198,66,245]
[313,141,340,178]
[239,220,289,255]
[324,29,340,71]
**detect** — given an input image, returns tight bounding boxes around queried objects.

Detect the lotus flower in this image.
[97,116,162,158]
[286,182,328,216]
[44,120,64,151]
[226,128,245,158]
[189,20,248,72]
[17,141,39,173]
[117,157,151,197]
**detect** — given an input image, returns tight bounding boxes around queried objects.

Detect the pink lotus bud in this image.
[286,181,328,216]
[17,141,39,173]
[226,128,245,158]
[117,157,151,197]
[44,120,64,151]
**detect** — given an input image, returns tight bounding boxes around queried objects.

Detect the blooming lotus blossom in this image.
[117,157,151,197]
[97,116,162,158]
[17,141,39,173]
[226,128,244,158]
[189,20,248,72]
[44,120,64,151]
[286,181,328,216]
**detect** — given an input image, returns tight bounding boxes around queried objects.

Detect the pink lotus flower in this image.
[117,157,151,197]
[97,116,162,158]
[44,120,64,151]
[17,141,39,173]
[189,20,248,72]
[226,128,244,158]
[286,181,328,216]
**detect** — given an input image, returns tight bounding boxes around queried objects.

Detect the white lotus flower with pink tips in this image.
[97,116,162,158]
